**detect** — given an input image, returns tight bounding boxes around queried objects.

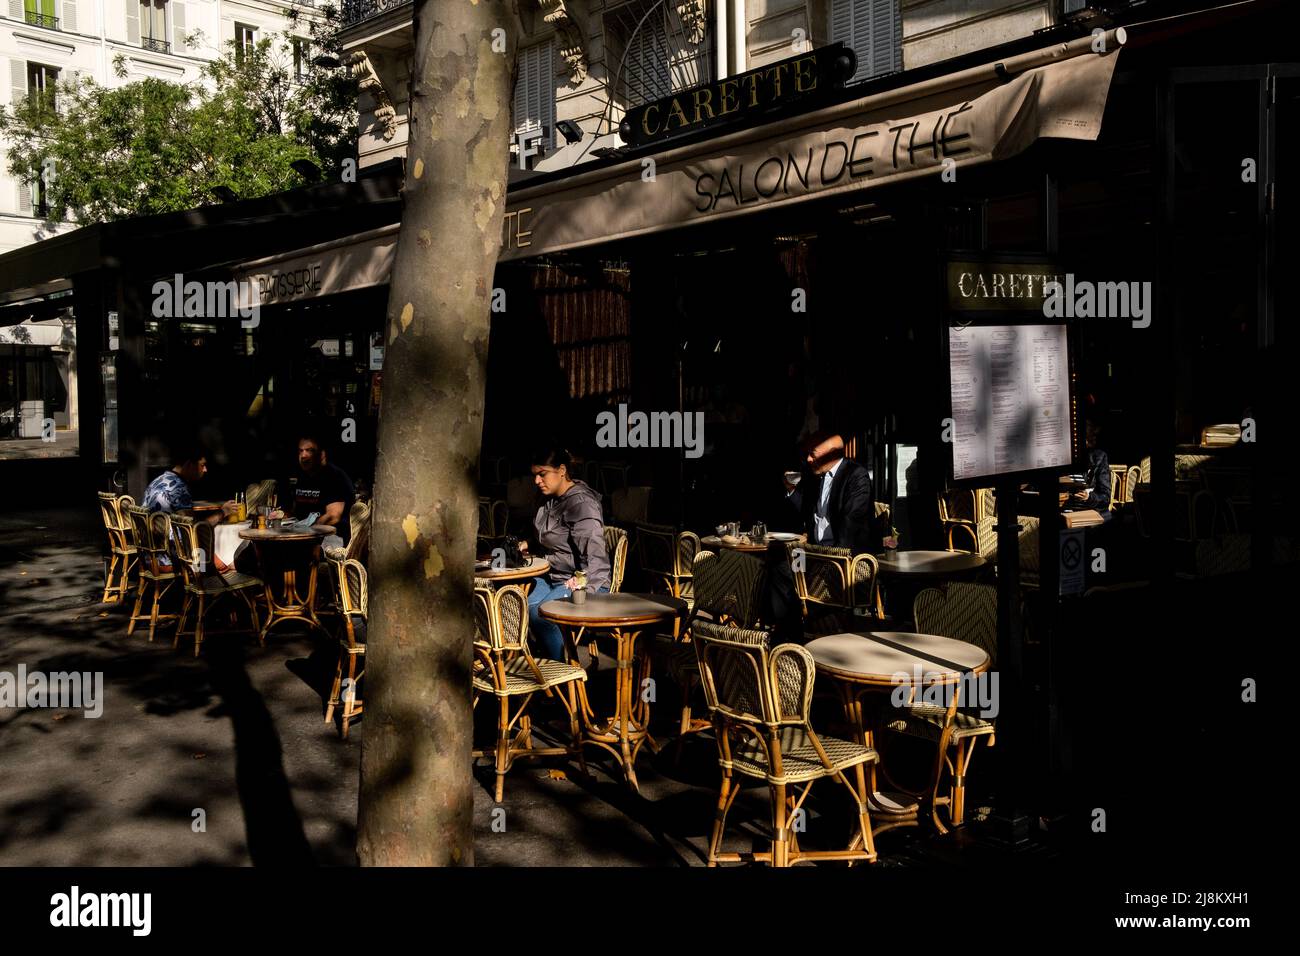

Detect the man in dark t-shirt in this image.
[286,435,355,543]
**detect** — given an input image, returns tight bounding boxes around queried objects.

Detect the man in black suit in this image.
[784,433,875,554]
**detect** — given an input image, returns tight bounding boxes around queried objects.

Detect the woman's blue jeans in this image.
[528,578,609,660]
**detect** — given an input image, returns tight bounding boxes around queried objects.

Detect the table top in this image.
[806,631,990,687]
[540,592,688,627]
[238,525,329,542]
[474,556,550,580]
[190,501,225,512]
[873,549,986,575]
[701,532,804,553]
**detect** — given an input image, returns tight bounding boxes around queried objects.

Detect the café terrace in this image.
[0,0,1288,868]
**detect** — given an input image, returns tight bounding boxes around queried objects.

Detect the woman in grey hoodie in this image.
[524,447,611,660]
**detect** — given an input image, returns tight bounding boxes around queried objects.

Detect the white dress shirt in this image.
[813,458,842,544]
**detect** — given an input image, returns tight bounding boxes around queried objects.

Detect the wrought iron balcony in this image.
[141,37,172,54]
[340,0,413,30]
[24,12,59,30]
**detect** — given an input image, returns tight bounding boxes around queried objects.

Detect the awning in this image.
[231,223,399,307]
[0,318,68,347]
[499,29,1125,262]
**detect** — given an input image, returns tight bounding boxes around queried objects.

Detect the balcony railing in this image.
[141,36,172,54]
[340,0,413,29]
[24,12,59,30]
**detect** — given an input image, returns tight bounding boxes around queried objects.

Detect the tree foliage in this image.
[0,3,358,224]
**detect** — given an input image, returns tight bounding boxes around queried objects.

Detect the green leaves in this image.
[0,6,358,225]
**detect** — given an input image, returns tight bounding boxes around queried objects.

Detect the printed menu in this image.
[949,324,1071,480]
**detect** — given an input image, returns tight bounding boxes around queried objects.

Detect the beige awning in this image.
[500,30,1124,262]
[232,224,399,306]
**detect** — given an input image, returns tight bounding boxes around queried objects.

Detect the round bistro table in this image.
[473,556,551,593]
[873,550,987,620]
[806,631,990,837]
[700,532,805,553]
[238,525,330,641]
[540,592,688,791]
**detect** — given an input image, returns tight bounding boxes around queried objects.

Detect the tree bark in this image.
[358,0,518,867]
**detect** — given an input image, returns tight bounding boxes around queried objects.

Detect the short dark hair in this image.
[298,432,329,455]
[530,445,573,470]
[171,439,209,467]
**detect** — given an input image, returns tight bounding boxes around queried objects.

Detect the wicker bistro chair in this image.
[938,490,978,552]
[691,619,879,866]
[604,525,629,593]
[636,524,705,738]
[794,542,881,633]
[171,516,265,656]
[97,492,137,603]
[124,505,180,640]
[471,582,587,801]
[692,548,770,629]
[323,549,368,738]
[244,479,278,512]
[882,583,998,832]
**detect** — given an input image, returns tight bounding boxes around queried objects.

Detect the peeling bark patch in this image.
[476,276,487,299]
[450,78,473,120]
[413,158,425,179]
[402,514,420,549]
[423,545,445,579]
[400,302,414,333]
[474,195,495,233]
[417,229,432,249]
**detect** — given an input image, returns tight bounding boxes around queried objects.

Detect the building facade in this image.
[0,0,321,254]
[341,0,1070,178]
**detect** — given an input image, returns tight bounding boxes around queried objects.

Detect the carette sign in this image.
[500,39,1122,263]
[619,44,855,148]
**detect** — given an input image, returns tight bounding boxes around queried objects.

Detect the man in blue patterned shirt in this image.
[143,443,238,567]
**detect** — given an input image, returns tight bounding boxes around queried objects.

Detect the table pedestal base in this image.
[567,627,658,792]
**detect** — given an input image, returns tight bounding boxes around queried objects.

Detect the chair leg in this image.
[708,770,733,866]
[771,782,789,868]
[174,592,193,650]
[128,578,147,635]
[852,762,877,862]
[563,682,588,777]
[192,593,206,656]
[494,695,511,802]
[326,654,343,726]
[340,652,360,740]
[102,552,119,604]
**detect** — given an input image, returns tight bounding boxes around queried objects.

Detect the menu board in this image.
[948,324,1071,481]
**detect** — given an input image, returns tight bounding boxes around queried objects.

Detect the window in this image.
[513,40,556,152]
[236,24,257,64]
[292,37,310,83]
[140,0,169,53]
[23,0,58,30]
[830,0,902,84]
[26,61,59,111]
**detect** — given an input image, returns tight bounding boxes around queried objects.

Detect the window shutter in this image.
[8,0,22,19]
[870,0,899,76]
[10,58,26,107]
[125,2,140,45]
[18,179,33,215]
[832,0,898,83]
[61,0,77,32]
[539,40,554,150]
[172,1,187,54]
[513,41,556,149]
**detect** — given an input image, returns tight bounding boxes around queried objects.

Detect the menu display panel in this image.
[948,324,1071,481]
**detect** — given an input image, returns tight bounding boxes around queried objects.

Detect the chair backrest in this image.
[170,515,222,589]
[346,499,372,562]
[1108,464,1129,506]
[692,619,814,727]
[473,582,527,652]
[796,542,878,613]
[125,504,171,555]
[604,525,629,593]
[244,479,277,512]
[913,582,997,664]
[490,500,508,538]
[97,492,121,533]
[692,548,769,628]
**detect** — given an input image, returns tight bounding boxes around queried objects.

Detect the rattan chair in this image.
[171,515,264,656]
[794,542,880,632]
[938,490,977,552]
[692,548,770,629]
[124,505,179,641]
[604,525,629,593]
[636,523,705,738]
[883,583,997,831]
[323,550,367,738]
[472,582,587,801]
[244,479,278,512]
[692,619,879,866]
[97,492,137,603]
